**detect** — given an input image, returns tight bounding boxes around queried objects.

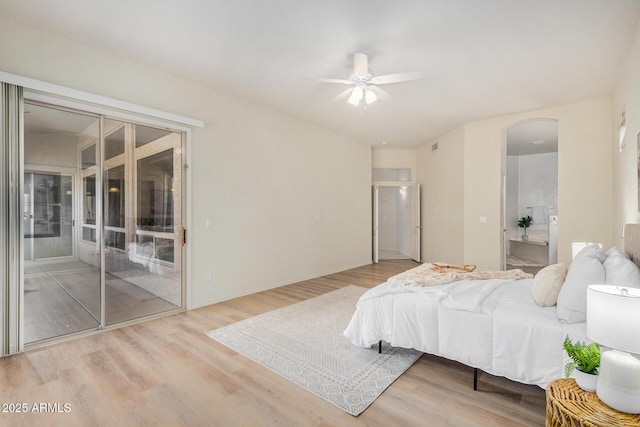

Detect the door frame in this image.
[23,168,77,262]
[372,183,421,263]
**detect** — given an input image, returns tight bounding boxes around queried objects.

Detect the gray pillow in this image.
[604,249,640,288]
[606,246,630,260]
[574,243,606,262]
[556,256,605,323]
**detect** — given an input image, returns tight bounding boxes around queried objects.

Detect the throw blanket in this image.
[388,262,532,287]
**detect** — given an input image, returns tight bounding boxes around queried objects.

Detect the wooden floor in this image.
[0,260,546,426]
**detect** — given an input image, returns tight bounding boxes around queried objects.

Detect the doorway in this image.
[22,101,185,345]
[372,184,421,263]
[23,172,74,261]
[502,119,558,274]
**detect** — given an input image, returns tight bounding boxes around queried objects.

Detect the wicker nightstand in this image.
[546,378,640,426]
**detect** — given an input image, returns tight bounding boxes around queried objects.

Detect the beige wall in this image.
[0,16,372,308]
[417,127,465,264]
[463,97,613,269]
[613,18,640,248]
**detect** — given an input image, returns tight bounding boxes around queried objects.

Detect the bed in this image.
[344,224,640,388]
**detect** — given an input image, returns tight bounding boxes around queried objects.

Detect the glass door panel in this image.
[23,102,101,344]
[104,120,182,326]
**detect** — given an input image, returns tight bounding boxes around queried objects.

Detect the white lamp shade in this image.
[587,285,640,354]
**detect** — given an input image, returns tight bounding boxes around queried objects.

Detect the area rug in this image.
[206,285,422,416]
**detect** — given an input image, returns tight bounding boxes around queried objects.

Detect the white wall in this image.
[377,186,412,258]
[506,155,520,241]
[378,187,398,252]
[613,17,640,248]
[517,153,558,223]
[417,127,465,264]
[24,134,79,168]
[0,16,372,308]
[518,152,558,237]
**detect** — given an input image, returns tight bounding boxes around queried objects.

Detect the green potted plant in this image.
[564,336,600,392]
[518,215,532,241]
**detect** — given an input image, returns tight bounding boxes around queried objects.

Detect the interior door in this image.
[372,185,379,263]
[411,184,421,262]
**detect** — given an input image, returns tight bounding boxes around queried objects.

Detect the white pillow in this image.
[556,256,605,323]
[574,244,606,262]
[604,250,640,288]
[532,263,567,307]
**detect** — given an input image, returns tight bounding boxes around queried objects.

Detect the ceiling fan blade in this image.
[368,85,392,102]
[370,72,422,85]
[354,52,368,76]
[308,77,353,84]
[331,87,354,103]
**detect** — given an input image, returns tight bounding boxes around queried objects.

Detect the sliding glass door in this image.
[103,120,183,325]
[22,103,102,343]
[21,102,184,345]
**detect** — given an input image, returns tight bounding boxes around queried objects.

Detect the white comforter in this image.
[344,278,586,388]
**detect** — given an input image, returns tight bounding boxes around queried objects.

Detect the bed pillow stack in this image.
[556,244,606,323]
[532,263,567,307]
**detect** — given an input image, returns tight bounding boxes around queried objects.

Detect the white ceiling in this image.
[1,0,639,148]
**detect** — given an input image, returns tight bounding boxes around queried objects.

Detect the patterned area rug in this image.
[206,285,422,416]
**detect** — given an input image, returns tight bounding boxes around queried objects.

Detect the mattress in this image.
[343,277,587,388]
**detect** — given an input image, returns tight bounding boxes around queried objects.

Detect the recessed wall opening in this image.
[503,119,558,274]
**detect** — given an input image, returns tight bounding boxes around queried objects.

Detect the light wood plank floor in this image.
[0,260,546,426]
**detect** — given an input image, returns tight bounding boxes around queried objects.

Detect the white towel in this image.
[531,206,548,224]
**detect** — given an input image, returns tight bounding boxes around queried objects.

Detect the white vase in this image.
[574,369,598,392]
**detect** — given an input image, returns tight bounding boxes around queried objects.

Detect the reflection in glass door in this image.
[104,121,183,325]
[23,102,101,344]
[23,172,74,261]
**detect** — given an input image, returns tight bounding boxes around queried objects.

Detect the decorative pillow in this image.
[532,263,567,307]
[604,249,640,288]
[556,256,605,323]
[574,244,606,263]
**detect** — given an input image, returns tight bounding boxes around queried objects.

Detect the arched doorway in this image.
[502,119,558,273]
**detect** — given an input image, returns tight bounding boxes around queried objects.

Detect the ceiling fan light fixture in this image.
[313,52,422,108]
[347,86,364,106]
[365,88,377,104]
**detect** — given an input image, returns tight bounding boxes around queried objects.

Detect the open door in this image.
[372,184,420,263]
[372,185,379,263]
[411,184,421,262]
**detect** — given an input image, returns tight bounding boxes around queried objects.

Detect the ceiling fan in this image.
[312,52,422,107]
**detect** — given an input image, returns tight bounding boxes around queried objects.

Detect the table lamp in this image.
[587,285,640,413]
